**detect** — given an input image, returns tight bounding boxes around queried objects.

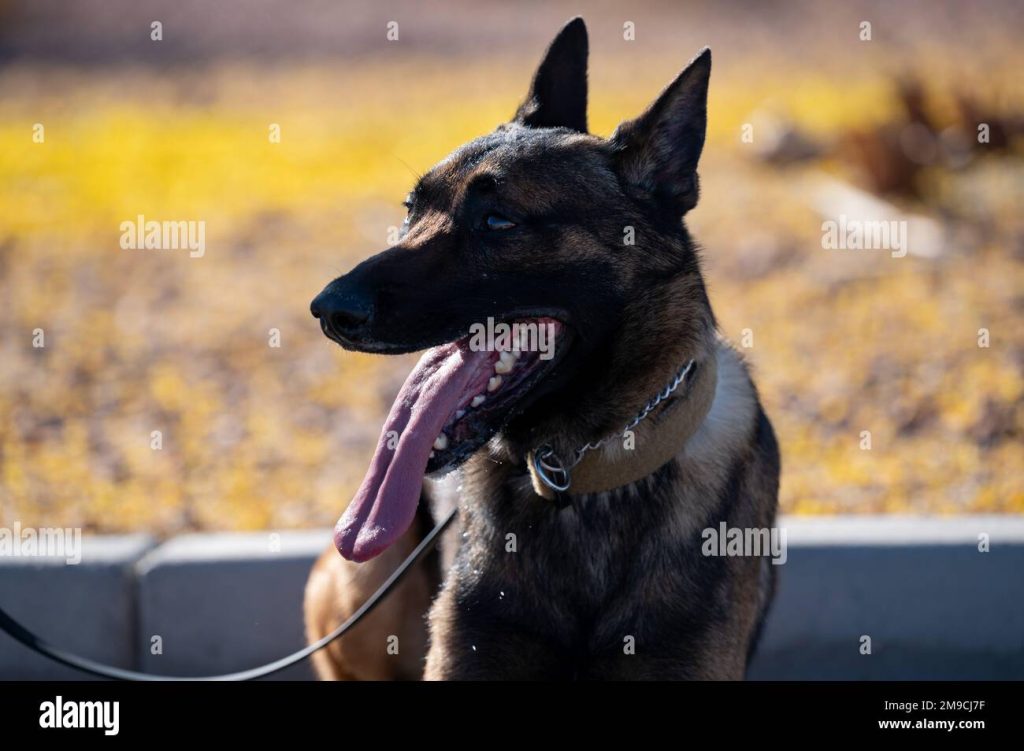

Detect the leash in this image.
[0,507,458,681]
[1,352,713,678]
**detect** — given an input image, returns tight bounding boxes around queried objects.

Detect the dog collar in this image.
[527,354,718,500]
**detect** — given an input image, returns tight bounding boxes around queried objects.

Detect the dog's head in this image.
[312,18,716,561]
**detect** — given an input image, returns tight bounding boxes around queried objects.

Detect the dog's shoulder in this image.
[684,335,761,464]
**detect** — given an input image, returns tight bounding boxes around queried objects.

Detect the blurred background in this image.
[0,0,1021,535]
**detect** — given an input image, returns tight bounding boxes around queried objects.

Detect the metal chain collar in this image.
[532,359,696,493]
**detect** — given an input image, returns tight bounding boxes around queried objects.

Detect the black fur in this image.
[307,17,780,681]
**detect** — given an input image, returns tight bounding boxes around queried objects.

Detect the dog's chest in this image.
[453,480,708,642]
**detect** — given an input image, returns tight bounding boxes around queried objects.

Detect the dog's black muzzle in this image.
[310,279,375,347]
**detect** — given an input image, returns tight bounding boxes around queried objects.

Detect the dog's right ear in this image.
[610,48,711,215]
[512,17,588,133]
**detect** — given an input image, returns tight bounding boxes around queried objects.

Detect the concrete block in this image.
[749,515,1024,679]
[134,530,330,680]
[0,534,155,679]
[4,516,1022,680]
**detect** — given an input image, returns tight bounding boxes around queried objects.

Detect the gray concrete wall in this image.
[134,531,326,680]
[1,516,1021,680]
[0,535,154,680]
[748,516,1024,679]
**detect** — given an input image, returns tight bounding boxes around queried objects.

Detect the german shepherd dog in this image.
[305,17,780,680]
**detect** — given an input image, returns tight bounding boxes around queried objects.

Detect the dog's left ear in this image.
[512,17,588,132]
[610,48,711,214]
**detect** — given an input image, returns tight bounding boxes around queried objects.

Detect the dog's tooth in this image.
[471,394,486,407]
[499,351,516,368]
[455,409,465,419]
[429,450,435,459]
[433,434,448,451]
[494,359,512,374]
[487,375,502,392]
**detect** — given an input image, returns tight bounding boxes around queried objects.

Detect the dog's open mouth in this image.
[334,317,565,562]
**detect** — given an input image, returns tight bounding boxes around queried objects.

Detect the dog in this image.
[304,17,780,680]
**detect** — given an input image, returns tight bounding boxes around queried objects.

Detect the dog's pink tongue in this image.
[334,343,489,562]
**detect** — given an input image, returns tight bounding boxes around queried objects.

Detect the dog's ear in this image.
[512,17,588,133]
[610,48,710,214]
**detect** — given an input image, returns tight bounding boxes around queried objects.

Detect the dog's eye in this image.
[485,214,516,231]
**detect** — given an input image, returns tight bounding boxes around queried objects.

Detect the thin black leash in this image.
[0,507,458,681]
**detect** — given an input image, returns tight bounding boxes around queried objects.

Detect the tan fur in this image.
[304,518,434,680]
[304,338,773,681]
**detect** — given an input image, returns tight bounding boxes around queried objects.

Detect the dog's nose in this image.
[310,285,374,342]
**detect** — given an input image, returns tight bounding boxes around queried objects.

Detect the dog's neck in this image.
[527,349,719,498]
